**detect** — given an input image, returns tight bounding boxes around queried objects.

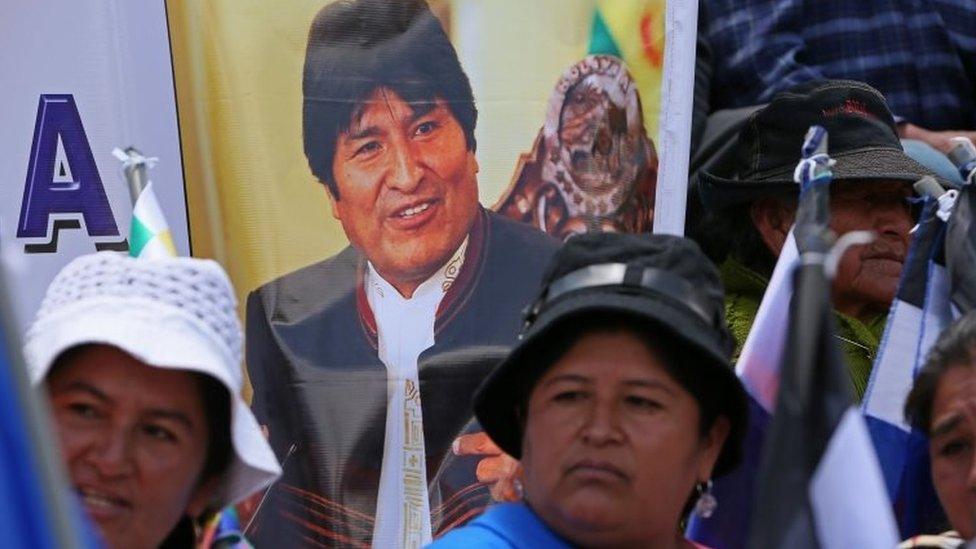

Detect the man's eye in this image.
[354,141,382,157]
[142,424,177,443]
[414,121,437,136]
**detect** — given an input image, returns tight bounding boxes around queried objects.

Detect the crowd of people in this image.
[14,0,976,547]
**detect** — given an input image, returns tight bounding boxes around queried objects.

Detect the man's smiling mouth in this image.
[397,201,432,218]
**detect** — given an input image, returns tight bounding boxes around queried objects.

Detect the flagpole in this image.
[652,0,698,236]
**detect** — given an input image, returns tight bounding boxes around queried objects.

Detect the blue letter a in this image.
[17,95,123,252]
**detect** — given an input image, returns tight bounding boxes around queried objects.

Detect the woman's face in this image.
[46,345,214,549]
[928,364,976,539]
[521,329,728,548]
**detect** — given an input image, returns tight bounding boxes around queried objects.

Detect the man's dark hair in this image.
[905,312,976,435]
[302,0,478,197]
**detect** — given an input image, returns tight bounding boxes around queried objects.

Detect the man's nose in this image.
[874,198,913,242]
[580,400,624,446]
[386,141,424,193]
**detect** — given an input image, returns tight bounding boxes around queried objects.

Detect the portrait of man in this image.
[244,0,559,546]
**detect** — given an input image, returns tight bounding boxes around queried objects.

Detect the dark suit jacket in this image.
[245,209,558,547]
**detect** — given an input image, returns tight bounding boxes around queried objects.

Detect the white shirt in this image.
[366,238,468,549]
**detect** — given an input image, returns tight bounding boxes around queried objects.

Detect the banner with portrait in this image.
[166,0,691,545]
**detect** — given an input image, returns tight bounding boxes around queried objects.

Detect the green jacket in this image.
[721,258,886,402]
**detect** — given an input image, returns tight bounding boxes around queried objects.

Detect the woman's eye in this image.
[939,438,971,457]
[625,395,661,410]
[68,403,99,419]
[142,424,177,442]
[553,390,586,403]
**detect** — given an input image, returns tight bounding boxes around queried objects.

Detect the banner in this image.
[0,0,190,332]
[165,0,687,546]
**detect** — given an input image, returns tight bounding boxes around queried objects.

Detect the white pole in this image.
[652,0,699,236]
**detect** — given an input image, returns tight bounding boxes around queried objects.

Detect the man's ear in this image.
[750,197,794,256]
[185,476,220,519]
[323,184,341,221]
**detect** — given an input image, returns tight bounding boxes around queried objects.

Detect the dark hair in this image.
[195,373,234,489]
[302,0,477,197]
[690,192,797,277]
[905,312,976,435]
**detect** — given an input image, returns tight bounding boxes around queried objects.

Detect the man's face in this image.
[928,364,976,540]
[520,329,726,547]
[829,180,913,319]
[46,345,212,549]
[330,88,479,297]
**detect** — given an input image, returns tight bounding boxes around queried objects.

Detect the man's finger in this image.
[452,431,502,456]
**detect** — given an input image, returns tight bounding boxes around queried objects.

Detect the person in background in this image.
[693,80,947,400]
[429,232,747,548]
[23,252,280,548]
[903,312,976,548]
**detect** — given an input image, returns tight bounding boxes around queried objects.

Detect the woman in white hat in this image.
[23,252,281,548]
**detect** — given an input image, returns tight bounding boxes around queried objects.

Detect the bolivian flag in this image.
[588,0,666,135]
[129,181,177,259]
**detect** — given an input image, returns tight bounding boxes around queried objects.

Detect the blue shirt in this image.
[700,0,976,130]
[426,503,571,549]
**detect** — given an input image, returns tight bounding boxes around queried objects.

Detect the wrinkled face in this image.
[46,345,212,549]
[330,88,480,296]
[829,180,913,319]
[520,330,726,547]
[928,365,976,540]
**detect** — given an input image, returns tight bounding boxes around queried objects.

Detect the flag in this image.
[685,232,797,549]
[0,279,97,547]
[946,160,976,316]
[588,0,665,135]
[112,147,177,259]
[749,126,898,548]
[129,182,177,259]
[861,193,950,537]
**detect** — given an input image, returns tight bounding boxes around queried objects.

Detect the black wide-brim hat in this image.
[473,233,748,477]
[699,79,947,211]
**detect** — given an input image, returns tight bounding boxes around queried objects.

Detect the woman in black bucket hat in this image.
[429,232,747,549]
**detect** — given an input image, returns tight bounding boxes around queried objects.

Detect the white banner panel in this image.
[0,0,189,331]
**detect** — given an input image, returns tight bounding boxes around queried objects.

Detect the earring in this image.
[693,479,717,519]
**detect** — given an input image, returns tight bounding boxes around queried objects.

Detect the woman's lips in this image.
[77,486,131,521]
[566,459,629,483]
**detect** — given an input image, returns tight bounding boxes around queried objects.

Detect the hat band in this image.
[532,263,713,325]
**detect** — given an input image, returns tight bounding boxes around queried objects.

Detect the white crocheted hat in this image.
[24,251,281,509]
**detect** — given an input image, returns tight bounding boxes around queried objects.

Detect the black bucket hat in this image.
[699,79,944,211]
[473,232,747,476]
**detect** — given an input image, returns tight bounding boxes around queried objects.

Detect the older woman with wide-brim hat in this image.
[23,252,281,548]
[429,232,747,548]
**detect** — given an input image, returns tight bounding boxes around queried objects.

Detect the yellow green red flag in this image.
[588,0,666,136]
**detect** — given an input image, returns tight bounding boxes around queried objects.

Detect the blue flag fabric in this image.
[862,198,949,537]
